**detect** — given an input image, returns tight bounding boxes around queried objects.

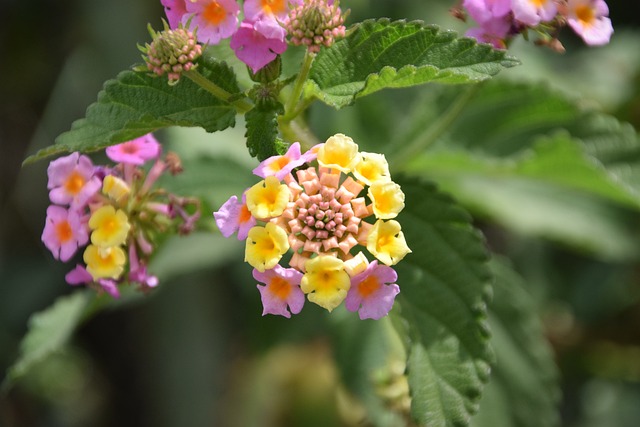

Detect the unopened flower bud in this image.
[140,21,202,85]
[285,0,347,53]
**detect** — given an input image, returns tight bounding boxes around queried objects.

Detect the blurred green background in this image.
[2,0,640,426]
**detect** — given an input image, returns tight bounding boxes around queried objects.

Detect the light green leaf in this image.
[306,19,519,109]
[472,260,559,427]
[23,57,241,164]
[2,291,91,390]
[392,176,493,427]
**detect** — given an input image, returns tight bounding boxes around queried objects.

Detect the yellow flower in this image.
[83,244,126,280]
[245,223,290,272]
[102,175,130,203]
[353,152,390,185]
[89,205,131,247]
[317,133,359,173]
[246,176,291,220]
[300,256,350,311]
[368,180,405,219]
[367,220,411,266]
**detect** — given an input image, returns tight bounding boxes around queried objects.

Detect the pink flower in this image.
[512,0,557,27]
[161,0,188,29]
[42,205,89,262]
[254,265,305,318]
[47,152,101,208]
[253,142,307,180]
[128,245,159,289]
[463,0,512,25]
[566,0,613,46]
[183,0,240,45]
[345,261,400,320]
[65,264,121,298]
[230,19,288,73]
[105,134,161,165]
[466,25,508,49]
[213,193,256,240]
[244,0,291,22]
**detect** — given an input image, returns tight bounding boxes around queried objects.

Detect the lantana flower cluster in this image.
[214,134,411,319]
[160,0,346,73]
[455,0,613,50]
[42,134,200,298]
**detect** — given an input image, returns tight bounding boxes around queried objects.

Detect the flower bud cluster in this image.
[141,22,203,85]
[42,134,200,298]
[214,134,411,319]
[455,0,613,50]
[284,0,347,53]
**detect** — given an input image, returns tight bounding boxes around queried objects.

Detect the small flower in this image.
[512,0,557,27]
[254,264,305,317]
[142,22,203,84]
[65,264,121,298]
[230,19,288,73]
[284,0,347,53]
[345,261,400,320]
[253,142,307,180]
[184,0,240,45]
[245,176,291,219]
[300,255,350,311]
[42,205,89,262]
[244,0,291,21]
[102,175,131,203]
[367,220,411,266]
[565,0,613,46]
[245,222,290,272]
[369,180,405,219]
[89,205,131,248]
[47,152,101,208]
[316,133,359,173]
[462,0,513,47]
[105,134,161,165]
[353,152,390,185]
[214,193,257,240]
[83,245,127,280]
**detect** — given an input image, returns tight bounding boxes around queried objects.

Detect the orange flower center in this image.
[64,171,86,195]
[270,156,291,172]
[203,1,226,25]
[260,0,286,15]
[239,204,253,224]
[575,4,595,26]
[357,275,381,298]
[269,276,291,299]
[55,220,74,243]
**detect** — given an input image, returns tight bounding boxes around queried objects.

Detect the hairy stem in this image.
[184,69,253,114]
[282,50,316,122]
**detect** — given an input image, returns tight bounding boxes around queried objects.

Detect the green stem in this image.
[389,83,483,170]
[184,69,253,114]
[283,50,316,122]
[279,116,322,151]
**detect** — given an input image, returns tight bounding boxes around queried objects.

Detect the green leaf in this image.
[392,176,493,427]
[2,291,91,390]
[472,260,559,427]
[23,57,241,164]
[306,19,518,109]
[245,104,283,161]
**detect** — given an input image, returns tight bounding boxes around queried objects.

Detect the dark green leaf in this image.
[392,176,493,427]
[472,259,559,427]
[306,19,519,109]
[245,105,283,161]
[24,57,241,164]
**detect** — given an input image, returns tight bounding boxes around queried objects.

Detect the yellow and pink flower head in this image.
[214,134,411,319]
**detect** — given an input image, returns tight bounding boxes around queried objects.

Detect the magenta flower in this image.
[65,264,121,298]
[566,0,613,46]
[512,0,557,27]
[463,0,512,25]
[244,0,291,21]
[105,134,161,165]
[183,0,240,45]
[47,152,101,208]
[254,265,305,318]
[42,205,89,262]
[128,245,159,289]
[345,261,400,320]
[161,0,188,29]
[214,193,256,240]
[253,142,307,180]
[230,19,288,73]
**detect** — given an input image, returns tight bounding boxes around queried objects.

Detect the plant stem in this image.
[278,116,322,151]
[283,50,316,122]
[389,83,483,170]
[184,69,253,114]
